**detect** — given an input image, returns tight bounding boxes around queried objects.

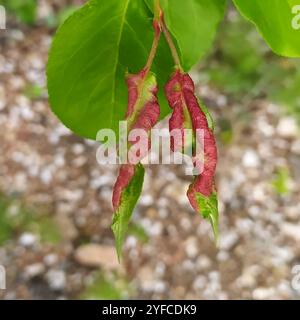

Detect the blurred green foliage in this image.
[23,84,45,100]
[0,195,62,245]
[2,0,79,27]
[218,117,233,145]
[45,5,80,29]
[2,0,37,25]
[128,222,149,244]
[200,10,300,120]
[272,168,291,196]
[81,272,132,300]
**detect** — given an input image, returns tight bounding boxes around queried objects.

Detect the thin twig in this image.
[144,23,161,72]
[161,18,183,71]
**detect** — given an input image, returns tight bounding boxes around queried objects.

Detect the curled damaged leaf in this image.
[165,69,219,241]
[112,164,145,260]
[112,69,160,260]
[126,69,160,134]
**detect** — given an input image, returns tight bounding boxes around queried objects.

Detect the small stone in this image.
[208,271,220,282]
[125,236,137,249]
[74,244,119,270]
[141,218,162,237]
[55,214,78,241]
[216,95,227,107]
[154,281,167,293]
[38,1,53,20]
[193,275,207,290]
[180,217,192,231]
[72,144,85,155]
[286,205,300,220]
[46,270,66,291]
[43,254,59,267]
[252,287,275,300]
[242,149,260,168]
[90,175,113,189]
[196,255,212,270]
[248,206,261,218]
[259,121,275,137]
[217,250,229,261]
[277,282,292,298]
[40,168,53,185]
[236,270,256,288]
[184,237,199,259]
[0,87,6,110]
[291,140,300,154]
[252,184,267,202]
[139,194,153,206]
[219,231,238,251]
[19,233,37,247]
[277,117,298,138]
[282,223,300,242]
[24,263,45,279]
[155,262,166,276]
[158,208,168,219]
[271,247,293,264]
[157,197,168,208]
[138,266,156,291]
[182,259,195,271]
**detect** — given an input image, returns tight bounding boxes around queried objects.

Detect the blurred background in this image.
[0,0,300,300]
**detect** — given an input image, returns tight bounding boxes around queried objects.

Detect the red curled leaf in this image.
[112,70,160,210]
[165,71,186,152]
[112,69,160,259]
[112,163,145,260]
[112,164,135,211]
[165,69,219,240]
[126,69,160,133]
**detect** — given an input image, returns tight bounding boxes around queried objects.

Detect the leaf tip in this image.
[194,191,219,245]
[208,212,219,247]
[111,216,123,263]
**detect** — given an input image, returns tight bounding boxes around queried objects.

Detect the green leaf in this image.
[112,164,145,260]
[195,192,219,244]
[233,0,300,57]
[145,0,227,70]
[47,0,173,140]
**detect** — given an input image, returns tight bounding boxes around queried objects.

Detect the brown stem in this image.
[155,0,183,71]
[144,22,161,73]
[161,17,183,71]
[145,0,183,73]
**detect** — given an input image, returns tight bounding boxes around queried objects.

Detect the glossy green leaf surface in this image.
[145,0,227,70]
[233,0,300,57]
[47,0,173,139]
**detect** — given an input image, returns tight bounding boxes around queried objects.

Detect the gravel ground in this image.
[1,1,300,300]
